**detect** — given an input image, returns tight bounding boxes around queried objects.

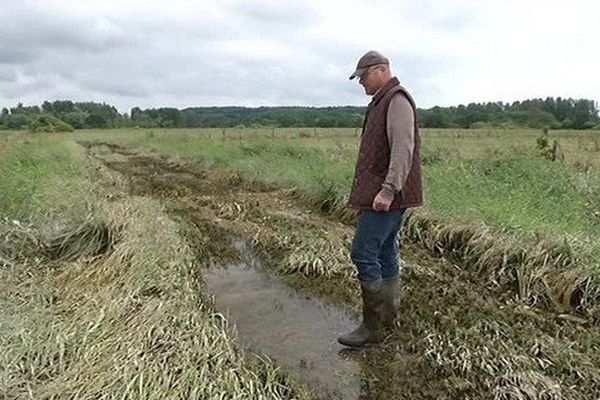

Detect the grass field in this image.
[89,127,600,263]
[2,127,600,399]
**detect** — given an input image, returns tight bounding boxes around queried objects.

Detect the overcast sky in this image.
[1,0,598,112]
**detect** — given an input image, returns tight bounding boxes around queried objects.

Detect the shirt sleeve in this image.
[381,93,415,197]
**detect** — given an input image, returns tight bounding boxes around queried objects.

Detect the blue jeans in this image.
[350,209,406,283]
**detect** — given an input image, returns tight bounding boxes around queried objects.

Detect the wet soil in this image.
[81,140,600,399]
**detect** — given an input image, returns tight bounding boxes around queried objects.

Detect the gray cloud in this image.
[0,65,18,83]
[0,1,598,111]
[0,1,426,110]
[0,5,127,56]
[0,78,54,100]
[0,49,35,65]
[231,0,317,27]
[398,1,477,33]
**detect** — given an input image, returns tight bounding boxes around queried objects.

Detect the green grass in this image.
[425,154,600,237]
[104,128,600,242]
[98,128,600,297]
[0,135,95,221]
[123,133,356,216]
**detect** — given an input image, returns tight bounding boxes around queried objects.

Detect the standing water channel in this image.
[203,239,365,399]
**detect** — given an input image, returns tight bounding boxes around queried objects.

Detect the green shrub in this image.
[29,114,74,133]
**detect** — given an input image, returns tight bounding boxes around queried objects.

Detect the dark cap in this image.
[349,50,389,80]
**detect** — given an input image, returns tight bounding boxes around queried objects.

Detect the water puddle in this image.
[203,239,362,399]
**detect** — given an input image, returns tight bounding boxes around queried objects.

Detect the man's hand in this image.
[372,187,395,212]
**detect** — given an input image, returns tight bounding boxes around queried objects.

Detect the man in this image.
[338,50,423,348]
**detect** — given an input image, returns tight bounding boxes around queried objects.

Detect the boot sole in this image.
[337,337,383,348]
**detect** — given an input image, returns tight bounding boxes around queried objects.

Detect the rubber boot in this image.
[381,276,401,328]
[337,279,386,348]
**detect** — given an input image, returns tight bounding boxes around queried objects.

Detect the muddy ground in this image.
[81,141,600,400]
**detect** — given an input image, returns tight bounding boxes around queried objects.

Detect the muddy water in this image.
[204,240,362,399]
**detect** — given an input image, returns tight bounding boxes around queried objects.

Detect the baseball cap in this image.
[349,50,390,80]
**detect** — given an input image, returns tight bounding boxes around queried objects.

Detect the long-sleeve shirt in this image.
[380,93,415,199]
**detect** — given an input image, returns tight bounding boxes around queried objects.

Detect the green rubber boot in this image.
[338,279,386,348]
[381,276,401,328]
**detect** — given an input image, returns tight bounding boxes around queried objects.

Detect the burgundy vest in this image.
[348,77,423,210]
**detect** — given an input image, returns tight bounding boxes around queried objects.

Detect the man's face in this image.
[358,65,383,96]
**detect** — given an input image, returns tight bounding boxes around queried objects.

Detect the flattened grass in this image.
[0,133,309,399]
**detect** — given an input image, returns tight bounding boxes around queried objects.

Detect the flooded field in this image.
[80,139,600,398]
[2,131,600,399]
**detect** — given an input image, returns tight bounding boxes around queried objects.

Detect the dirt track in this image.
[82,140,600,399]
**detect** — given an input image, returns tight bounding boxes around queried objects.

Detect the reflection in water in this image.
[203,239,406,399]
[204,240,359,398]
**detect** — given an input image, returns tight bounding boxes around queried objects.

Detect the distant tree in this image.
[63,111,89,129]
[5,113,29,129]
[10,102,24,114]
[85,113,109,128]
[131,111,158,128]
[130,107,142,120]
[10,103,40,115]
[43,100,76,116]
[506,109,560,129]
[1,96,598,130]
[77,102,120,128]
[419,107,452,128]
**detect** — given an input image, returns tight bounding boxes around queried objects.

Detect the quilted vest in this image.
[348,77,423,210]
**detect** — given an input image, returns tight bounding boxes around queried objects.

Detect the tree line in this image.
[419,98,599,130]
[1,97,598,131]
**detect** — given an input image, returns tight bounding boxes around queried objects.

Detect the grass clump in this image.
[43,216,119,261]
[405,211,600,320]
